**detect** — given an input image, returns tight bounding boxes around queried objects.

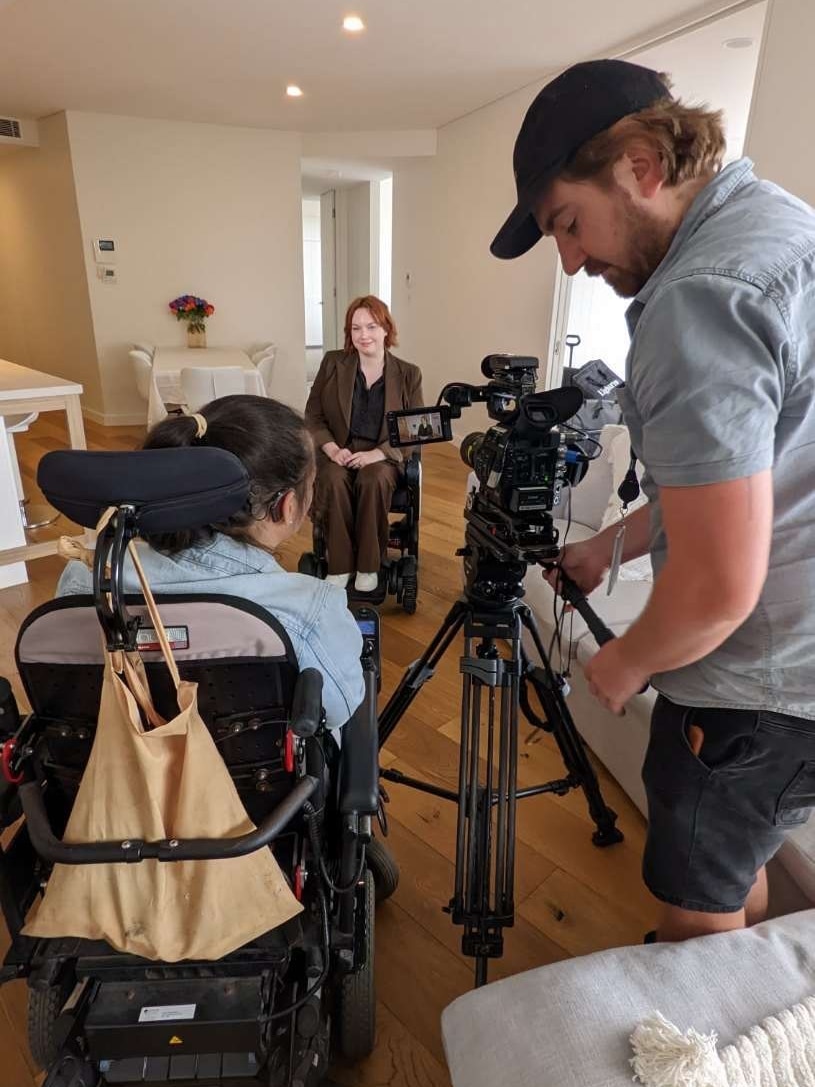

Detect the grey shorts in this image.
[642,695,815,913]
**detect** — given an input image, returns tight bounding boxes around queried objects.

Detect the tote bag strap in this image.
[118,649,167,731]
[84,507,183,729]
[112,543,182,731]
[126,540,182,691]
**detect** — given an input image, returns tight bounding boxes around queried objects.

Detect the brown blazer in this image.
[304,349,424,464]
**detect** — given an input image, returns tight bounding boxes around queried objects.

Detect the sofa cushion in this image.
[779,820,815,904]
[441,910,815,1087]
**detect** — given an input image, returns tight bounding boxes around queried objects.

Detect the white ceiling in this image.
[297,4,766,197]
[630,2,766,157]
[0,0,762,132]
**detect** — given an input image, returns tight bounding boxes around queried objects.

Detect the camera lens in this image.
[460,433,484,469]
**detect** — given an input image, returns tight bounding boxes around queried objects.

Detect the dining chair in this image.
[255,349,277,396]
[180,366,248,412]
[129,350,154,403]
[249,342,275,365]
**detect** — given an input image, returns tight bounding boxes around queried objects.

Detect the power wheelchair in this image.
[298,452,421,614]
[0,445,397,1087]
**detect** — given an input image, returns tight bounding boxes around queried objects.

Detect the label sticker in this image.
[136,626,190,651]
[138,1004,196,1023]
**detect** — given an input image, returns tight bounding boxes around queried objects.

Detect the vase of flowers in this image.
[169,294,215,348]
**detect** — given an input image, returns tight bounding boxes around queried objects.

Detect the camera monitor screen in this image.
[386,406,453,448]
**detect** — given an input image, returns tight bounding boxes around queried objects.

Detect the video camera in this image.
[387,354,591,573]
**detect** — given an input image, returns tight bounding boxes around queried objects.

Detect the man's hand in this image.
[347,449,386,469]
[544,535,611,596]
[584,639,649,715]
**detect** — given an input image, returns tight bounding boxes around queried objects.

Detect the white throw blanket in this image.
[630,999,815,1087]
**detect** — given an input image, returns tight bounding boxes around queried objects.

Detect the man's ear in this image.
[616,143,665,199]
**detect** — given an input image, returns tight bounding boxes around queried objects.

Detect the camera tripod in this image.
[378,545,624,987]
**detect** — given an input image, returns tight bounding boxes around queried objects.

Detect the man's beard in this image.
[587,190,672,299]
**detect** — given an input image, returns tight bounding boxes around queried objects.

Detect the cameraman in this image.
[492,59,815,942]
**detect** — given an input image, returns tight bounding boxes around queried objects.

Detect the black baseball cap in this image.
[491,59,670,260]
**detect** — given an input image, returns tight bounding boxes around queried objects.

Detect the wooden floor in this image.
[0,415,657,1086]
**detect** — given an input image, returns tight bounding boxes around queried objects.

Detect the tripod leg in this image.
[378,599,468,747]
[520,608,623,847]
[452,628,522,986]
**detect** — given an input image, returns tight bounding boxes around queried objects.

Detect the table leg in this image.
[0,416,28,587]
[65,394,87,450]
[62,393,93,546]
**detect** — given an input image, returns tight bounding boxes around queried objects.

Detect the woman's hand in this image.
[323,442,353,466]
[347,448,386,469]
[544,535,612,596]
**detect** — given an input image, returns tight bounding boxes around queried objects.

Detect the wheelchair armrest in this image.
[338,668,379,816]
[291,668,323,738]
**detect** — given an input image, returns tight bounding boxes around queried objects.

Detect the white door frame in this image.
[320,190,338,350]
[544,266,573,390]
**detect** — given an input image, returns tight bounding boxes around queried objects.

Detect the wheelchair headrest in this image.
[38,448,249,532]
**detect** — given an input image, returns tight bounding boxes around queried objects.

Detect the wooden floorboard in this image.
[0,417,654,1084]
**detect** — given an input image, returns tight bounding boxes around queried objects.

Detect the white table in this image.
[148,347,263,428]
[0,359,86,579]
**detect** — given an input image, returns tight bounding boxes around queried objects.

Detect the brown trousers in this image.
[315,439,400,574]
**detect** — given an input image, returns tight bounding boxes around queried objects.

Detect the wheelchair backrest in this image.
[16,593,300,827]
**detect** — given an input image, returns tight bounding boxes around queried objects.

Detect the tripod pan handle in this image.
[548,567,649,692]
[558,578,616,646]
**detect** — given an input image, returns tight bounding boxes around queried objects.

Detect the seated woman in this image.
[305,295,424,593]
[57,395,364,731]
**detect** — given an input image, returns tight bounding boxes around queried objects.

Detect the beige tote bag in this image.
[25,531,302,961]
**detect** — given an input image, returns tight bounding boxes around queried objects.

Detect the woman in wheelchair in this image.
[305,295,423,593]
[57,394,364,731]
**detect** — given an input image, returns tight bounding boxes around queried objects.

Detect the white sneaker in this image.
[354,571,379,593]
[325,573,351,588]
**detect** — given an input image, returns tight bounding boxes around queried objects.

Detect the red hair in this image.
[343,295,398,353]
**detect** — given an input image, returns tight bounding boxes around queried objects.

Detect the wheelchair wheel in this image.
[367,837,400,903]
[336,869,376,1060]
[28,979,72,1071]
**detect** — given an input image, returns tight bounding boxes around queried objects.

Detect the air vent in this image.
[0,118,21,139]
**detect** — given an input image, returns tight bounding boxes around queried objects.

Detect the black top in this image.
[349,364,385,443]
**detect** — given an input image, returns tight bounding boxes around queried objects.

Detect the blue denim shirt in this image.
[616,158,815,718]
[57,534,364,730]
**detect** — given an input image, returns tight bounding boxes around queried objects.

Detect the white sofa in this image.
[442,908,815,1087]
[445,427,815,1087]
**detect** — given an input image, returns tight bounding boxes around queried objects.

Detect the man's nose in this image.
[556,236,587,276]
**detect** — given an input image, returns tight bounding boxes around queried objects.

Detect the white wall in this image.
[391,82,559,436]
[745,0,815,204]
[0,114,101,411]
[66,112,307,420]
